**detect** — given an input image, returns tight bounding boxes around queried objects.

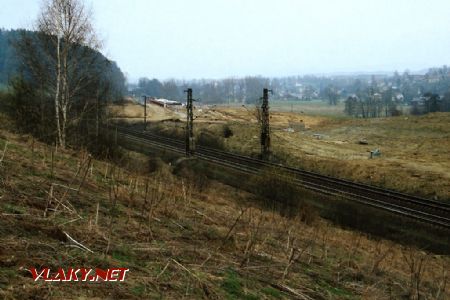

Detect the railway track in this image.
[112,126,450,229]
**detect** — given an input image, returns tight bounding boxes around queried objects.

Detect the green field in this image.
[269,99,346,116]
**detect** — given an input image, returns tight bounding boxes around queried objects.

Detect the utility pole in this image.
[185,88,195,156]
[142,95,147,130]
[261,88,272,159]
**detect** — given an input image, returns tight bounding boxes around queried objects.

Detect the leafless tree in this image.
[36,0,101,147]
[223,77,236,105]
[402,247,428,300]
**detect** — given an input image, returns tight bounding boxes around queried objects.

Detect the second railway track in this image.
[113,126,450,229]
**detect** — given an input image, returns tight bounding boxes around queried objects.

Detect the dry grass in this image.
[269,113,450,200]
[159,106,450,201]
[107,102,186,123]
[0,123,449,299]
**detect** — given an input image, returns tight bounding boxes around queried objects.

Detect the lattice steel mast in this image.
[261,88,272,159]
[185,88,195,156]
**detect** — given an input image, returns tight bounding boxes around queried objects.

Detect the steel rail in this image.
[112,126,450,229]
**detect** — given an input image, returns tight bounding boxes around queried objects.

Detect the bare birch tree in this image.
[37,0,100,148]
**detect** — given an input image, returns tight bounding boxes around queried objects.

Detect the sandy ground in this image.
[107,102,186,122]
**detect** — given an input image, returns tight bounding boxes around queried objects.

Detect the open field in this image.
[220,111,450,201]
[269,100,411,116]
[110,102,450,201]
[270,100,347,116]
[0,120,449,299]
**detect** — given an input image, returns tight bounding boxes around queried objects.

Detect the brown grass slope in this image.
[0,124,449,299]
[112,102,450,200]
[181,109,450,201]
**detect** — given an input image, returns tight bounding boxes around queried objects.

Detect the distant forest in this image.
[0,29,127,99]
[132,68,450,116]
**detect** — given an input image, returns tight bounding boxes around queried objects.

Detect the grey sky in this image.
[2,0,450,81]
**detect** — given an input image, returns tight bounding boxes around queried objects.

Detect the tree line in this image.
[343,73,450,118]
[133,76,270,105]
[344,87,401,118]
[133,67,450,112]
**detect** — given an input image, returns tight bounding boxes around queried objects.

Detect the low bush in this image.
[84,128,126,163]
[196,130,225,150]
[250,168,316,223]
[148,123,184,140]
[148,156,165,173]
[172,159,210,192]
[222,124,234,138]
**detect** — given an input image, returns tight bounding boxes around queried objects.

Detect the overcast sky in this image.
[2,0,450,81]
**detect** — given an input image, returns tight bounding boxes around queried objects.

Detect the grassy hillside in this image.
[0,117,449,299]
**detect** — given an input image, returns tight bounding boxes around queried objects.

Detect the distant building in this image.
[148,97,182,108]
[394,93,404,103]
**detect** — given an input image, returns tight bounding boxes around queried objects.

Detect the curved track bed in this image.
[112,126,450,229]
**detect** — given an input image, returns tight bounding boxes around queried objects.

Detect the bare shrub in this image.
[148,156,165,173]
[250,168,316,223]
[222,124,234,138]
[172,160,210,192]
[402,247,428,300]
[196,130,225,150]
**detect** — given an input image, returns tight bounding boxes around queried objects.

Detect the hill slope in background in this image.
[0,29,19,88]
[0,28,126,97]
[0,117,448,299]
